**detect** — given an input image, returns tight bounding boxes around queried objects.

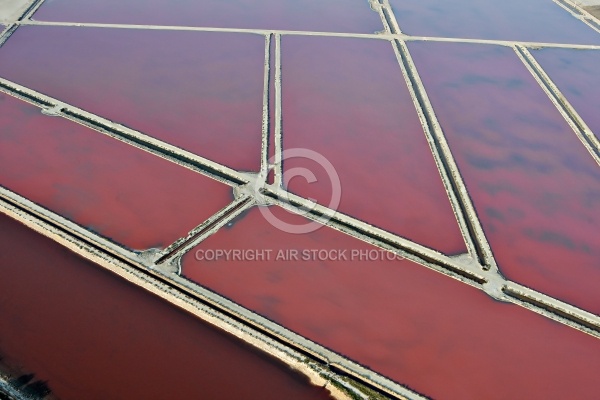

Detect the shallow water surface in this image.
[0,26,265,171]
[533,48,600,141]
[182,206,600,400]
[409,41,600,315]
[0,92,232,250]
[0,212,335,400]
[282,36,467,255]
[32,0,383,33]
[390,0,600,44]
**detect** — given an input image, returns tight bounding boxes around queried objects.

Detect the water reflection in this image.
[282,36,466,255]
[533,48,600,141]
[409,41,600,314]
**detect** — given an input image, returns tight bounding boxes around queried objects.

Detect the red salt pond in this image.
[389,0,600,44]
[281,36,466,255]
[31,0,383,34]
[182,206,600,400]
[532,48,600,140]
[408,41,600,315]
[0,212,335,400]
[0,25,265,171]
[0,92,231,251]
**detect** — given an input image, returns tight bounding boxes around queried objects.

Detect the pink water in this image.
[0,26,265,171]
[282,36,467,255]
[0,92,231,251]
[0,212,334,400]
[32,0,383,34]
[409,41,600,315]
[390,0,600,44]
[182,206,600,400]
